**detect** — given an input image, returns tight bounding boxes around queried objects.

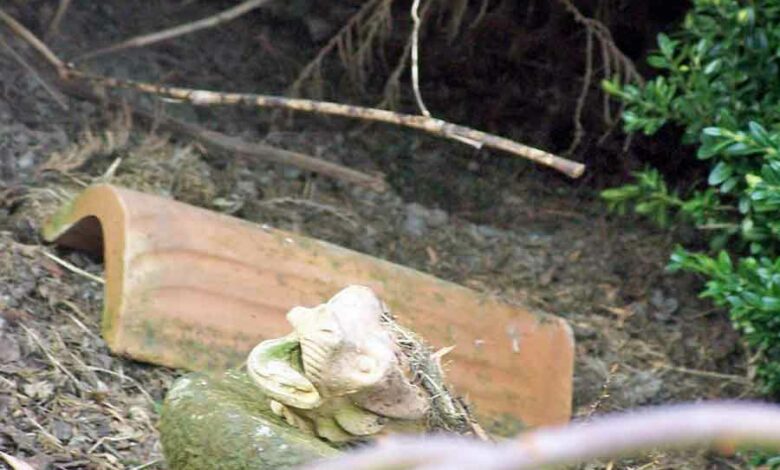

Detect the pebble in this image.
[52,420,73,442]
[17,151,35,170]
[403,203,429,237]
[427,208,449,228]
[282,167,302,180]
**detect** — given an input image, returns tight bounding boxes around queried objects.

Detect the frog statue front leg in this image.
[246,285,430,443]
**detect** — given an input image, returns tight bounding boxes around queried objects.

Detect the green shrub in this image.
[601,0,780,395]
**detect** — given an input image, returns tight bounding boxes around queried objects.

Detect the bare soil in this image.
[0,1,753,468]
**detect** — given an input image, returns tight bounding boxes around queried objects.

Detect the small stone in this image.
[51,420,72,442]
[305,17,335,42]
[572,323,597,340]
[257,172,275,185]
[236,180,258,199]
[17,152,35,170]
[476,225,502,239]
[403,203,428,237]
[427,209,449,228]
[282,167,302,180]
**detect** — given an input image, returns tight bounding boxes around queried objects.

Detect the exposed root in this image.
[558,0,643,153]
[289,0,394,98]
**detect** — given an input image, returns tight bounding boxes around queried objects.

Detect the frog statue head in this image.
[246,285,430,442]
[287,286,397,396]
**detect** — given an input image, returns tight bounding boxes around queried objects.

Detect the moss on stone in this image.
[160,369,340,470]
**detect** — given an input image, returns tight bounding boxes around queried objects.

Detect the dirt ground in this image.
[0,1,756,469]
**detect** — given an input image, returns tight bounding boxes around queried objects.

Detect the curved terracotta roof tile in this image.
[43,184,573,427]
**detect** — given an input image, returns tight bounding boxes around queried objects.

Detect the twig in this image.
[0,452,35,470]
[0,35,68,110]
[40,250,105,284]
[566,27,593,155]
[304,402,780,469]
[20,324,86,394]
[379,0,432,110]
[23,409,66,452]
[128,459,163,470]
[62,79,388,190]
[88,366,155,405]
[65,71,585,178]
[0,9,389,191]
[557,0,642,85]
[664,365,751,385]
[73,0,273,62]
[288,0,388,97]
[410,0,431,117]
[0,7,584,177]
[582,362,617,420]
[46,0,71,39]
[257,197,361,229]
[557,0,644,151]
[0,8,64,71]
[468,0,491,30]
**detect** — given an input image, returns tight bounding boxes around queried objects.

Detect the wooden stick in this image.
[0,35,68,110]
[65,70,586,178]
[0,8,387,191]
[0,7,585,178]
[57,80,388,191]
[46,0,71,39]
[73,0,273,62]
[0,8,65,71]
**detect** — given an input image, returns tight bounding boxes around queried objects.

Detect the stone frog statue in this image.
[246,285,430,443]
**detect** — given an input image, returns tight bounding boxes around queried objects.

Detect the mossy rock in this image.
[160,370,341,470]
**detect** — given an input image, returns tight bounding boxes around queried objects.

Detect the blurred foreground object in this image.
[303,401,780,470]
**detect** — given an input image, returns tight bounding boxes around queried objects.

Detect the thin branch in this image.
[468,0,490,30]
[73,0,273,62]
[0,452,35,470]
[380,0,433,110]
[288,0,388,97]
[566,28,593,155]
[40,250,105,284]
[46,0,71,39]
[557,0,642,84]
[304,402,780,470]
[663,365,751,384]
[20,324,86,394]
[410,0,431,117]
[58,80,388,191]
[65,70,585,178]
[0,6,584,177]
[0,8,64,71]
[0,9,387,191]
[0,36,68,110]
